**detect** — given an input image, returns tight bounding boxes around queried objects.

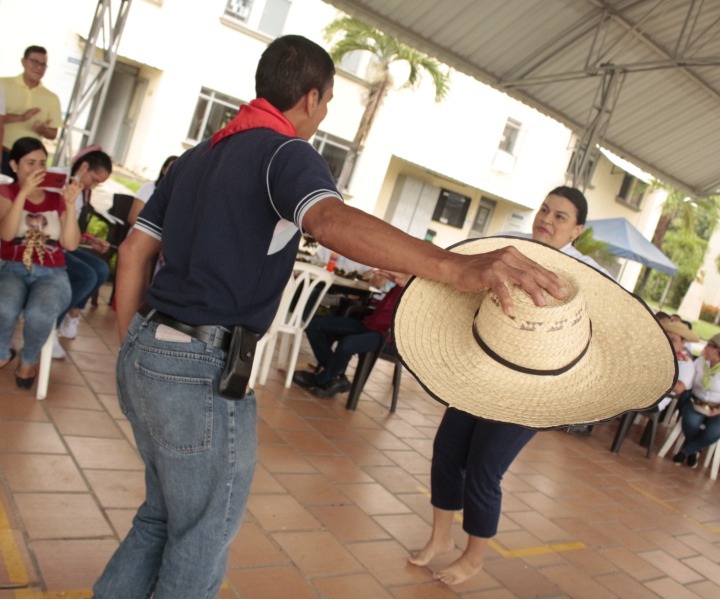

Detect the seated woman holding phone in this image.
[0,137,82,388]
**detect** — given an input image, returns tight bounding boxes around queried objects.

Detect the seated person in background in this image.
[655,311,671,326]
[127,155,177,226]
[673,333,720,468]
[53,146,113,358]
[657,320,697,415]
[293,269,410,398]
[0,137,81,387]
[315,243,370,276]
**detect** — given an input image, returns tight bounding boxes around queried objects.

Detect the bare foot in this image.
[433,552,485,585]
[408,538,455,567]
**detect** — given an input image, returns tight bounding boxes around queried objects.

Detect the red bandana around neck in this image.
[211,98,297,147]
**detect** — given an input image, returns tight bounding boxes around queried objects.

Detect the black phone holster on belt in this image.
[219,326,260,399]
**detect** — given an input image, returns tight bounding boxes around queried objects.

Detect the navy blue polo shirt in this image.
[135,128,342,332]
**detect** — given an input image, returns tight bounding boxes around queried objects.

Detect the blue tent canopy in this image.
[584,218,678,276]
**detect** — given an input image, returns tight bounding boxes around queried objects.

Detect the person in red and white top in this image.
[0,137,82,388]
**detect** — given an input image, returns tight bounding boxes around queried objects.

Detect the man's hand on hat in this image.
[449,245,566,316]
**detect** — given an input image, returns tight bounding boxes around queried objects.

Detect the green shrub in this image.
[700,303,718,323]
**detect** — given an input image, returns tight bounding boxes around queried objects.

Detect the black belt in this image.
[138,304,231,352]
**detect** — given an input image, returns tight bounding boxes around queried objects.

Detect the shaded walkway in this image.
[0,287,718,598]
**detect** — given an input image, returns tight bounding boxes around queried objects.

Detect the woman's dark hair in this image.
[655,311,670,321]
[256,35,335,111]
[548,186,588,225]
[9,137,48,168]
[156,155,178,185]
[71,150,112,176]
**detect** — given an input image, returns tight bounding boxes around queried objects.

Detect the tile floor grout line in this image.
[627,482,720,534]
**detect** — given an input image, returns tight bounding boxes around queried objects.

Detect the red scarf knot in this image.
[211,98,296,147]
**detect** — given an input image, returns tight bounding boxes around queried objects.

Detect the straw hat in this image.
[393,237,677,429]
[663,321,699,343]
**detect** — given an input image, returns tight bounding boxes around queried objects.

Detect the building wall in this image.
[0,0,670,291]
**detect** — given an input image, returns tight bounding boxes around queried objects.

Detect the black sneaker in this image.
[311,375,351,398]
[293,370,318,388]
[672,451,687,465]
[687,453,699,468]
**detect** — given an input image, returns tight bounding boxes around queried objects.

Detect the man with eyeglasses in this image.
[0,45,62,176]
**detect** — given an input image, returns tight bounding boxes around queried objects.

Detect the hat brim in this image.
[393,237,678,429]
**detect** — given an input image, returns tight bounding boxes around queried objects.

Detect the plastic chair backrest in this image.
[280,263,333,332]
[109,193,135,223]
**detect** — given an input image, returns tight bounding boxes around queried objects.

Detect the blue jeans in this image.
[93,313,258,598]
[305,315,383,384]
[0,261,71,364]
[681,404,720,455]
[56,249,110,326]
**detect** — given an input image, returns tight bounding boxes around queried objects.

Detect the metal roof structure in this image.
[323,0,720,197]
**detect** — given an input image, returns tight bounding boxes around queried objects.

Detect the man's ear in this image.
[306,89,320,114]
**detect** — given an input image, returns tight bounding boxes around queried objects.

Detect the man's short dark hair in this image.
[256,35,335,112]
[24,45,48,59]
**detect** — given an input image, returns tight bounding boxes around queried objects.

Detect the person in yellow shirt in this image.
[1,46,62,176]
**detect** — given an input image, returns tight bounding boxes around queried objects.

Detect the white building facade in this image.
[0,0,668,290]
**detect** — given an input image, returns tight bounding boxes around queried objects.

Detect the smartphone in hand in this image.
[40,170,68,189]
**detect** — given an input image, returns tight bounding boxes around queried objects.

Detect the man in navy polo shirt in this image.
[94,35,564,598]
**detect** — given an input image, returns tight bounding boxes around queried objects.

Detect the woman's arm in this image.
[127,197,145,226]
[58,179,83,250]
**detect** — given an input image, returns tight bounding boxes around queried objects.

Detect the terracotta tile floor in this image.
[0,285,719,598]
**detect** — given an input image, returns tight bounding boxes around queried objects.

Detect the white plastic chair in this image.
[658,419,720,480]
[36,325,55,400]
[249,276,296,389]
[253,262,333,388]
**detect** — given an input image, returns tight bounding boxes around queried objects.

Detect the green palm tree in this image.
[324,16,451,191]
[635,185,720,295]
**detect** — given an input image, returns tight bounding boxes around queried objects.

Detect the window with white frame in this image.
[339,50,363,75]
[498,118,522,155]
[187,88,245,143]
[225,0,252,22]
[224,0,291,37]
[491,117,523,174]
[312,131,353,183]
[616,174,647,209]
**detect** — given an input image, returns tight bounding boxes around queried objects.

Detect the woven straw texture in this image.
[393,237,677,429]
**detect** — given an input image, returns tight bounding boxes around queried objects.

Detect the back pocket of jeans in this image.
[134,362,213,453]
